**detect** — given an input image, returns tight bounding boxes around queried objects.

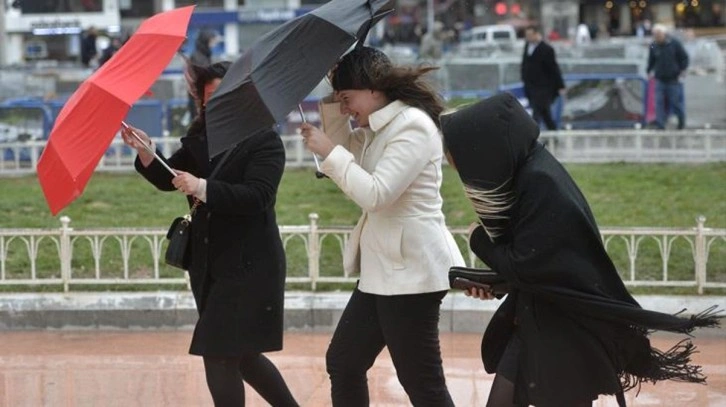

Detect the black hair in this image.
[330,47,445,128]
[185,61,231,134]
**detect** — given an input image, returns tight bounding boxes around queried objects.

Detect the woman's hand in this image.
[300,122,335,158]
[121,125,151,151]
[120,124,154,165]
[464,286,495,300]
[321,91,339,104]
[171,170,200,196]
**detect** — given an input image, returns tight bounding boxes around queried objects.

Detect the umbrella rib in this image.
[83,80,130,106]
[130,32,187,41]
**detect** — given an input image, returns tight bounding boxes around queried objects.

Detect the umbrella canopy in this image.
[205,0,393,158]
[37,6,194,215]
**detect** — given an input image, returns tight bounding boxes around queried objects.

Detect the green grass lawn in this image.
[3,163,725,229]
[1,163,725,293]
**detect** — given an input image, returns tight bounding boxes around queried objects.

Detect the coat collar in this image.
[368,100,409,133]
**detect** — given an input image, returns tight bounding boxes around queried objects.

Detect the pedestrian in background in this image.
[98,37,122,67]
[647,24,689,130]
[80,26,98,67]
[521,25,565,130]
[575,22,592,45]
[187,30,217,121]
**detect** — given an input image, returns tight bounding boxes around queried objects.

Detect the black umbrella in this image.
[205,0,393,159]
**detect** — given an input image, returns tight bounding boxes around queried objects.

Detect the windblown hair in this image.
[330,47,445,128]
[183,59,231,134]
[463,180,515,240]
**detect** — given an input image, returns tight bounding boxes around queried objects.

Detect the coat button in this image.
[207,213,211,220]
[203,237,208,244]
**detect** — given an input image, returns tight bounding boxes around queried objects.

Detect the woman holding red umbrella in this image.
[121,61,298,407]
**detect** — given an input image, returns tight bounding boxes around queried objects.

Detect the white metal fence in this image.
[542,129,726,163]
[1,214,724,294]
[1,129,725,176]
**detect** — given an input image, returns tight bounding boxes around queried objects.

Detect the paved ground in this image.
[0,331,724,406]
[684,73,726,128]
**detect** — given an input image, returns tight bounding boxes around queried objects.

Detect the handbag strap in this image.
[188,145,237,216]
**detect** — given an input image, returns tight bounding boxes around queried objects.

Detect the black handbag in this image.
[448,266,510,296]
[164,147,235,269]
[164,200,200,269]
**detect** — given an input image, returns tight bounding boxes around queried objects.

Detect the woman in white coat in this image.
[300,47,465,406]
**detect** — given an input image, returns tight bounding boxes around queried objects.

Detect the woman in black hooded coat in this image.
[440,92,720,407]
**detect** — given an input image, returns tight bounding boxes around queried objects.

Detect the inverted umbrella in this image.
[37,6,194,215]
[205,0,393,159]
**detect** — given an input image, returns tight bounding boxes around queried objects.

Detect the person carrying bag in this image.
[121,61,298,407]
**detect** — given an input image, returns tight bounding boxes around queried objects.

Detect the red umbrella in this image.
[37,6,194,215]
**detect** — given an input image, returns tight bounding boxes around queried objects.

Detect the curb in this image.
[0,292,724,334]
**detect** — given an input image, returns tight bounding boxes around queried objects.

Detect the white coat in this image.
[319,99,465,295]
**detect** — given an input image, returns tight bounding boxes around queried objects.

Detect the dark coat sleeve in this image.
[134,147,195,192]
[544,45,565,91]
[468,170,567,287]
[520,45,527,82]
[205,133,285,216]
[675,40,689,73]
[646,45,655,74]
[468,165,622,296]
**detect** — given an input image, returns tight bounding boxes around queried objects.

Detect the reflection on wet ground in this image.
[0,331,723,406]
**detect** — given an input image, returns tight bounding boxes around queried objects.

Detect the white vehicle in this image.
[458,24,517,52]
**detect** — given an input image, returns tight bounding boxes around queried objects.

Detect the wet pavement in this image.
[0,331,724,406]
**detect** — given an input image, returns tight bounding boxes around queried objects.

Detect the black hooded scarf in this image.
[441,93,721,406]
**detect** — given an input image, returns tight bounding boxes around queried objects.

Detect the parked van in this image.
[458,24,517,52]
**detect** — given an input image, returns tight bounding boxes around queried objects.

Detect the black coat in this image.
[521,41,565,102]
[136,127,287,357]
[646,37,689,82]
[80,33,97,66]
[441,93,720,406]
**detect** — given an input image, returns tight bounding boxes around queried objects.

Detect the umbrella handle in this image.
[298,105,328,179]
[121,121,177,177]
[312,154,327,179]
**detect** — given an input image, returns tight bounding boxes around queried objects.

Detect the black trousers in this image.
[528,90,558,130]
[326,288,453,407]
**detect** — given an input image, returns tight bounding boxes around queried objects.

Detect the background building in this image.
[580,0,726,37]
[1,0,725,66]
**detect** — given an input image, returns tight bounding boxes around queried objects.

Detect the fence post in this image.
[308,213,320,290]
[695,215,707,295]
[564,129,574,161]
[59,216,72,293]
[30,142,40,172]
[635,128,643,160]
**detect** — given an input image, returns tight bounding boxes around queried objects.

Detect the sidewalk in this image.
[0,331,724,406]
[2,292,724,333]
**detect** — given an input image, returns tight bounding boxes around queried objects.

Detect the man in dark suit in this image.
[80,26,98,67]
[521,25,565,130]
